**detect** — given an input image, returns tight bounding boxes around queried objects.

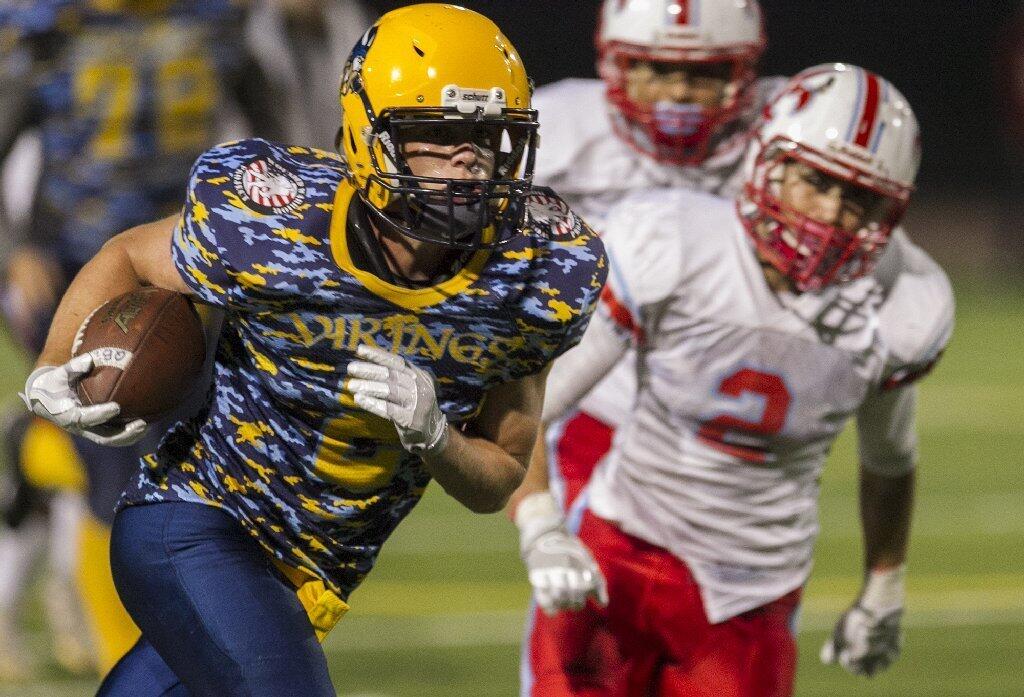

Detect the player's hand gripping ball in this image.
[23,288,206,447]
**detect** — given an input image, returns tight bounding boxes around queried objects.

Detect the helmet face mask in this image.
[602,48,757,164]
[742,141,909,292]
[738,64,920,293]
[361,107,539,250]
[339,5,538,251]
[597,0,766,166]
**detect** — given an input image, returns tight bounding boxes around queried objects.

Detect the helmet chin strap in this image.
[354,197,472,288]
[416,199,485,242]
[396,189,489,245]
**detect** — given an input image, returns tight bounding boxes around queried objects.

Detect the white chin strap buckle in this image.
[441,84,506,116]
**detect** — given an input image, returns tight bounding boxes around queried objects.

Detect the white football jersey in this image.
[579,188,953,622]
[533,77,784,433]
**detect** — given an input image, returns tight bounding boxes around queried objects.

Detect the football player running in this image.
[0,0,283,677]
[513,64,953,696]
[22,4,606,695]
[527,0,933,516]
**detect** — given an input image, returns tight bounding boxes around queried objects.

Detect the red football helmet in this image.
[597,0,766,165]
[739,64,921,292]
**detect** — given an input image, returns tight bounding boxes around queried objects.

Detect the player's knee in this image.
[108,505,174,608]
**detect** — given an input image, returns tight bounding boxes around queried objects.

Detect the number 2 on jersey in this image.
[696,368,791,463]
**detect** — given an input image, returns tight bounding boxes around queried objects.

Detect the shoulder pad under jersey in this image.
[601,187,734,316]
[875,231,954,390]
[173,138,345,309]
[501,187,608,363]
[531,78,612,185]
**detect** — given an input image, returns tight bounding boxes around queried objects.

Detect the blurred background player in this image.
[535,0,778,222]
[519,5,948,675]
[247,0,375,149]
[527,0,939,518]
[513,63,954,695]
[0,0,282,679]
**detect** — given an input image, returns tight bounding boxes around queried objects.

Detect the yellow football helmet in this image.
[339,4,538,249]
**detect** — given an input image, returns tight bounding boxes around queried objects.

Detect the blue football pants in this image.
[98,501,335,697]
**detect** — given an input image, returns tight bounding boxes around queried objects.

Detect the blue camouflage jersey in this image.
[0,0,251,272]
[119,138,607,599]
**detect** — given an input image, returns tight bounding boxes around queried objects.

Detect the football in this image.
[72,287,206,422]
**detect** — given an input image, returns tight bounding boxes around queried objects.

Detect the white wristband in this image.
[860,564,906,615]
[513,491,564,552]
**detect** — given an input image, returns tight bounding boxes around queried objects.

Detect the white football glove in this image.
[20,354,147,446]
[821,565,906,677]
[515,491,608,616]
[345,344,449,456]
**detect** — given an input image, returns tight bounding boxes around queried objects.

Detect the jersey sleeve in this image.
[173,145,248,309]
[171,139,303,311]
[510,190,608,374]
[597,192,687,345]
[875,234,955,390]
[856,383,918,476]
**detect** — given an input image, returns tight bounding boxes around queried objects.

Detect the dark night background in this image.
[369,0,1024,199]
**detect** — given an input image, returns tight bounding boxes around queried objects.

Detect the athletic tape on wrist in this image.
[514,491,564,551]
[861,564,906,615]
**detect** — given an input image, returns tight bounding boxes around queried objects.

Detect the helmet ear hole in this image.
[412,43,425,57]
[347,127,358,155]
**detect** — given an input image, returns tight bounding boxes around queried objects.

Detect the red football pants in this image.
[524,512,801,697]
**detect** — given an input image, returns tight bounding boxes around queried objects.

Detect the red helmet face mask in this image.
[739,139,911,292]
[600,46,760,166]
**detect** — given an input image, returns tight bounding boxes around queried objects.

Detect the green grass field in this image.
[1,276,1021,696]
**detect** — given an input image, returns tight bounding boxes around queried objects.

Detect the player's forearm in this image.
[36,216,188,369]
[540,313,629,425]
[422,427,530,514]
[505,428,553,518]
[859,468,915,571]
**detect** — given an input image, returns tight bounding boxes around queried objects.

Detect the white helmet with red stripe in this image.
[597,0,766,165]
[739,63,921,292]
